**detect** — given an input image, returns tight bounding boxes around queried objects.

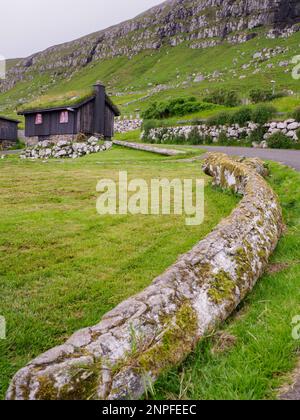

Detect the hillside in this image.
[1,0,300,122]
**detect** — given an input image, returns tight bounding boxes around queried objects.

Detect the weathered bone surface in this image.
[113,140,186,156]
[6,153,283,400]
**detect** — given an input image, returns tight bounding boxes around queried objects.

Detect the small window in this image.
[35,113,43,125]
[60,111,69,124]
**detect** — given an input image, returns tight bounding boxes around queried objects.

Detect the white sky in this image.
[0,0,163,59]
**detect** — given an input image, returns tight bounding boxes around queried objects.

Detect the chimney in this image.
[93,81,106,135]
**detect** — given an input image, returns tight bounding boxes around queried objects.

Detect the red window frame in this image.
[60,111,69,124]
[35,113,43,125]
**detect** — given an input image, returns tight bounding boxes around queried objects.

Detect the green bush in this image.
[249,89,285,104]
[218,131,230,145]
[267,132,294,149]
[204,89,240,107]
[207,111,232,126]
[251,105,277,124]
[292,107,300,122]
[230,107,252,126]
[186,127,202,145]
[141,97,214,119]
[247,125,268,145]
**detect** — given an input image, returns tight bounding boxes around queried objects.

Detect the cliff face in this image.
[1,0,300,92]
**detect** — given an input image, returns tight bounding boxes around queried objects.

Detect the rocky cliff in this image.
[1,0,300,93]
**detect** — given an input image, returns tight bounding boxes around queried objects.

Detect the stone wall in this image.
[114,118,142,134]
[144,119,300,147]
[0,139,17,150]
[21,137,112,160]
[25,134,76,147]
[6,153,283,400]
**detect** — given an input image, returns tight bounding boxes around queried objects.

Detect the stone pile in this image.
[114,118,142,134]
[20,137,113,160]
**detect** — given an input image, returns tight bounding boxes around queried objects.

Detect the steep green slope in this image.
[1,30,300,124]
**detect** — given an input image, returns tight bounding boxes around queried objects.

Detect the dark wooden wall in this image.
[25,111,76,137]
[0,119,18,141]
[104,105,115,138]
[76,100,95,134]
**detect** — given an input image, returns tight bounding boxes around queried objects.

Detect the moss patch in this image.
[137,303,198,375]
[208,270,236,304]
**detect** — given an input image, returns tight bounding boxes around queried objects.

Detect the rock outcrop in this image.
[1,0,300,93]
[6,153,283,400]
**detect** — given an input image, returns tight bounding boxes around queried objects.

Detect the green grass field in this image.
[0,146,240,399]
[0,146,299,400]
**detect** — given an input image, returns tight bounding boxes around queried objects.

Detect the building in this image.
[0,116,19,149]
[19,83,120,145]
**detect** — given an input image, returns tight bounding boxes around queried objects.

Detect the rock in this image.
[253,52,263,59]
[287,122,299,130]
[277,122,287,129]
[194,74,205,83]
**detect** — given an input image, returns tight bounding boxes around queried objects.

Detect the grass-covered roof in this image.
[19,88,95,113]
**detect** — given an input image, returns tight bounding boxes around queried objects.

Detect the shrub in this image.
[292,107,300,122]
[218,131,230,145]
[141,97,214,119]
[186,127,203,145]
[142,120,166,142]
[247,125,268,145]
[204,89,240,107]
[267,132,294,149]
[230,107,252,126]
[207,111,232,126]
[251,105,277,124]
[203,135,214,145]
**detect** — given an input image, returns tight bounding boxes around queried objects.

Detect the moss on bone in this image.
[208,270,236,304]
[137,303,198,375]
[35,362,101,400]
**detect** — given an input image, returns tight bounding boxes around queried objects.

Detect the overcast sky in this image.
[0,0,163,59]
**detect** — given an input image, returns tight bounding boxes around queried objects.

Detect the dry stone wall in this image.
[6,153,283,400]
[144,120,300,147]
[20,137,113,160]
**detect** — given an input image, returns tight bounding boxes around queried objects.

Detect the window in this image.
[35,113,43,125]
[60,111,69,124]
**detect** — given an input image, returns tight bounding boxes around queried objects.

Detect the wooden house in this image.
[0,116,19,149]
[19,83,120,145]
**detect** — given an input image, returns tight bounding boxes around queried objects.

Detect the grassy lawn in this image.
[0,146,239,399]
[1,146,299,400]
[153,162,300,400]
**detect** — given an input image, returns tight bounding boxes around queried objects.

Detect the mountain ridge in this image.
[1,0,300,94]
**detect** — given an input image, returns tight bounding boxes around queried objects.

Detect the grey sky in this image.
[0,0,163,59]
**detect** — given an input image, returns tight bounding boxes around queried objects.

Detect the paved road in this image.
[195,146,300,172]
